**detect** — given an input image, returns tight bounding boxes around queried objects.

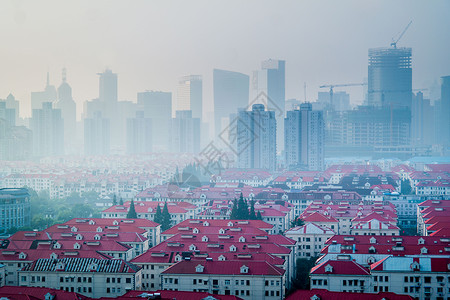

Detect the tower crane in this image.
[319,82,367,107]
[391,21,412,48]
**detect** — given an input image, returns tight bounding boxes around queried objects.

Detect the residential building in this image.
[237,104,276,171]
[285,223,335,258]
[284,103,324,170]
[310,260,371,293]
[18,258,141,298]
[317,235,450,267]
[286,289,413,300]
[177,75,202,120]
[171,110,200,153]
[137,91,172,151]
[213,69,249,137]
[30,102,64,157]
[439,76,450,147]
[84,111,110,155]
[160,261,285,300]
[0,188,30,232]
[253,59,285,151]
[370,256,450,298]
[127,111,152,154]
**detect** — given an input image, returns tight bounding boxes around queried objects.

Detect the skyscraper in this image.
[4,94,20,125]
[440,76,450,147]
[177,75,202,120]
[30,102,64,157]
[285,103,324,171]
[237,104,276,171]
[31,73,57,110]
[253,59,285,151]
[54,68,77,152]
[84,111,110,156]
[99,69,118,104]
[137,91,172,151]
[98,69,119,147]
[171,110,200,153]
[368,47,412,108]
[213,69,249,137]
[126,111,152,154]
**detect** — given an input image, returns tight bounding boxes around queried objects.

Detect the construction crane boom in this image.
[391,20,412,48]
[319,83,367,108]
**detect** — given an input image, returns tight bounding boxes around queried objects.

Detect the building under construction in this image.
[368,47,412,109]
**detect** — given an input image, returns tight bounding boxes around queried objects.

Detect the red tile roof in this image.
[162,260,285,276]
[286,289,414,300]
[310,260,370,275]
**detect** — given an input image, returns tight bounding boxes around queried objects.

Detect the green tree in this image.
[290,218,305,228]
[401,179,412,195]
[154,204,163,224]
[119,197,124,205]
[112,194,117,206]
[249,200,256,220]
[256,211,263,220]
[127,199,138,219]
[290,257,317,292]
[237,193,249,219]
[230,198,239,219]
[161,202,172,231]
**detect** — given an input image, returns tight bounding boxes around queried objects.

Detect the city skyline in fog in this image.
[1,0,450,119]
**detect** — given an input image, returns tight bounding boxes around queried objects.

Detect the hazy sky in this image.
[1,0,449,119]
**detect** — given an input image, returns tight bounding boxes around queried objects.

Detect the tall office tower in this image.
[98,69,119,147]
[177,75,202,120]
[368,47,412,108]
[171,110,200,153]
[411,91,435,146]
[253,59,285,151]
[31,73,57,110]
[440,76,450,147]
[30,102,64,157]
[237,104,276,171]
[285,103,324,171]
[84,111,110,155]
[137,91,172,151]
[0,102,32,160]
[0,101,16,126]
[126,111,152,154]
[213,69,249,137]
[4,94,20,125]
[99,69,118,104]
[54,68,76,152]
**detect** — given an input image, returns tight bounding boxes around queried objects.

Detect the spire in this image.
[46,72,50,87]
[62,68,67,82]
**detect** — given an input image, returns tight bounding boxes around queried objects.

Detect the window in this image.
[225,280,230,285]
[424,277,431,283]
[126,278,131,283]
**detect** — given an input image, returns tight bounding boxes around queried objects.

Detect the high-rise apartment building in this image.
[99,69,118,104]
[253,59,285,151]
[213,69,249,137]
[84,111,110,155]
[177,75,202,120]
[368,47,412,109]
[171,110,200,153]
[30,102,64,157]
[97,69,120,147]
[3,94,20,125]
[31,73,57,110]
[285,103,324,171]
[237,104,276,171]
[440,76,450,147]
[137,91,172,151]
[126,111,152,154]
[54,68,76,152]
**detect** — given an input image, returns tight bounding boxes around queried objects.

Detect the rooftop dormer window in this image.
[240,265,249,273]
[195,264,204,273]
